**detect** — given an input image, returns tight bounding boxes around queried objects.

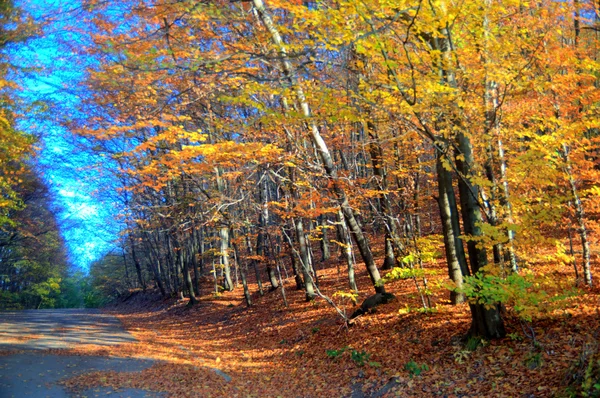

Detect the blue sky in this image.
[10,0,120,271]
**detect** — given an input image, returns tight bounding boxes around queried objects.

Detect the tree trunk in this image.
[436,151,468,304]
[319,215,330,262]
[563,144,592,286]
[198,229,205,273]
[220,227,234,291]
[258,176,279,290]
[429,2,504,336]
[497,137,518,272]
[294,217,315,300]
[338,209,358,292]
[284,224,304,290]
[128,233,146,291]
[121,247,131,288]
[180,244,197,305]
[366,122,404,270]
[246,233,264,296]
[144,231,169,296]
[413,157,422,237]
[456,132,505,338]
[191,227,201,296]
[382,234,395,270]
[231,234,252,307]
[149,261,167,298]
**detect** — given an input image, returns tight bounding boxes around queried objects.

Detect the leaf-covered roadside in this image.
[56,260,600,397]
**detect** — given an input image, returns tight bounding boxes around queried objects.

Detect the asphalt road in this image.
[0,309,163,398]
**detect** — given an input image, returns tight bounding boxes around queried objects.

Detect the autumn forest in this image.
[1,0,600,396]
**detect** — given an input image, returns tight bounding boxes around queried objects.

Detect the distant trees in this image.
[0,168,70,309]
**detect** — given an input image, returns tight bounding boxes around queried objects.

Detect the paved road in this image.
[0,309,136,350]
[0,309,163,398]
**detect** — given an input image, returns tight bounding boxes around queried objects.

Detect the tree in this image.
[67,0,599,339]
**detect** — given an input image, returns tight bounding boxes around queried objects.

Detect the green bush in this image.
[83,290,108,308]
[350,350,370,366]
[0,290,22,310]
[459,267,577,321]
[326,347,347,359]
[404,359,429,377]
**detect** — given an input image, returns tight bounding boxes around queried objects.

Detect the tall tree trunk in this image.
[142,233,166,297]
[258,175,279,290]
[382,235,395,270]
[562,144,592,286]
[168,234,184,300]
[283,224,304,290]
[294,217,316,300]
[436,151,468,304]
[268,234,288,307]
[246,233,264,296]
[220,227,234,291]
[213,165,234,292]
[121,247,131,288]
[366,122,406,269]
[338,209,358,292]
[482,5,508,270]
[180,242,198,305]
[429,1,505,337]
[366,126,396,270]
[319,215,330,262]
[413,156,422,237]
[240,259,252,307]
[456,132,505,338]
[497,137,518,272]
[198,229,205,274]
[148,260,166,298]
[145,231,170,295]
[231,232,252,307]
[263,232,280,290]
[154,259,167,297]
[128,233,146,291]
[191,227,201,296]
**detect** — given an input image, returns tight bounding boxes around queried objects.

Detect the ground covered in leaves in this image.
[23,256,600,397]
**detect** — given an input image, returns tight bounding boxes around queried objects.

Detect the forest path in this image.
[0,309,161,397]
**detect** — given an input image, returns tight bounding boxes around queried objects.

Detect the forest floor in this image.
[7,253,600,397]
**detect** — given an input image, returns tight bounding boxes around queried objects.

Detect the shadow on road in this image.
[0,309,137,350]
[0,309,161,397]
